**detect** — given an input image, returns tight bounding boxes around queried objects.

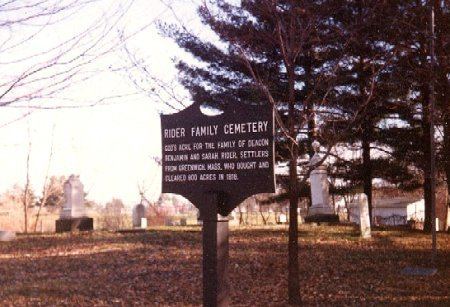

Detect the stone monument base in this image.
[305,214,340,224]
[56,217,93,233]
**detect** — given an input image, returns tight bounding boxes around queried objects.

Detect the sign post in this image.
[202,192,229,307]
[161,103,274,306]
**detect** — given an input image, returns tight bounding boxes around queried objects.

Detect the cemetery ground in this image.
[0,225,448,306]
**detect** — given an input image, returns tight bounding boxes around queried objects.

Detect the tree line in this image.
[160,0,449,228]
[159,1,448,303]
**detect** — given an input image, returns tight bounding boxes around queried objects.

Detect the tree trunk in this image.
[422,84,433,232]
[238,206,244,226]
[442,87,450,231]
[304,51,315,158]
[287,65,301,305]
[435,1,450,230]
[356,42,373,224]
[23,199,28,234]
[362,122,373,223]
[259,209,268,225]
[305,100,316,157]
[33,202,45,233]
[23,132,32,234]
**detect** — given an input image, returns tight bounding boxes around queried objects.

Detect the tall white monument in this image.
[305,141,339,223]
[60,175,86,218]
[56,175,93,232]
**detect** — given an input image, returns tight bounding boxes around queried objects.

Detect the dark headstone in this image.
[132,203,146,228]
[55,217,93,232]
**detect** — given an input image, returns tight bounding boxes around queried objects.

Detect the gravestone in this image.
[132,203,147,229]
[358,194,371,238]
[305,141,339,223]
[140,217,148,229]
[55,175,93,232]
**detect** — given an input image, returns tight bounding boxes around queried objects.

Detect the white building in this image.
[346,196,425,226]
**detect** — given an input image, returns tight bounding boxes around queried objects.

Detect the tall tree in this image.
[433,0,450,229]
[324,1,398,220]
[325,1,448,231]
[387,0,448,232]
[161,0,345,303]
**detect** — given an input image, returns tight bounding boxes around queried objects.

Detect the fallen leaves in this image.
[0,225,448,306]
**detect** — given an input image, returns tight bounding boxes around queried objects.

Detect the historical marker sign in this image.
[161,103,275,215]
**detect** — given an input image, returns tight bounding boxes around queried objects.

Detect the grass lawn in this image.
[0,225,448,306]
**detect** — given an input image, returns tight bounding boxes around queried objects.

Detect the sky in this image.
[0,0,206,207]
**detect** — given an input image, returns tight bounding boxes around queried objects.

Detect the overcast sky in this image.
[0,0,205,207]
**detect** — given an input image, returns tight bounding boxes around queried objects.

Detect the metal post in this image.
[202,193,230,307]
[429,0,437,264]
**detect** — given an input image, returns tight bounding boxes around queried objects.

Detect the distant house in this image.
[373,198,425,226]
[346,196,424,227]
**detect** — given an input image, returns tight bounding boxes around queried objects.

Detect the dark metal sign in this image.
[161,103,275,215]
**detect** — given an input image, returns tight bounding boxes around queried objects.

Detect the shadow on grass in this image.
[0,227,448,306]
[0,245,202,305]
[2,230,202,255]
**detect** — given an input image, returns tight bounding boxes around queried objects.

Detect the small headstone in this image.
[55,175,93,232]
[0,231,16,242]
[359,193,371,238]
[279,214,287,224]
[140,217,148,229]
[132,204,146,228]
[180,218,187,226]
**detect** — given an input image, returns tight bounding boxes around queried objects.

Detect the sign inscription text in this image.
[161,104,274,215]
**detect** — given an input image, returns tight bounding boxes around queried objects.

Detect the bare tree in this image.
[137,182,167,223]
[236,204,246,226]
[0,0,145,118]
[119,40,190,113]
[0,1,161,231]
[22,121,32,233]
[116,0,210,114]
[33,125,56,232]
[100,198,128,230]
